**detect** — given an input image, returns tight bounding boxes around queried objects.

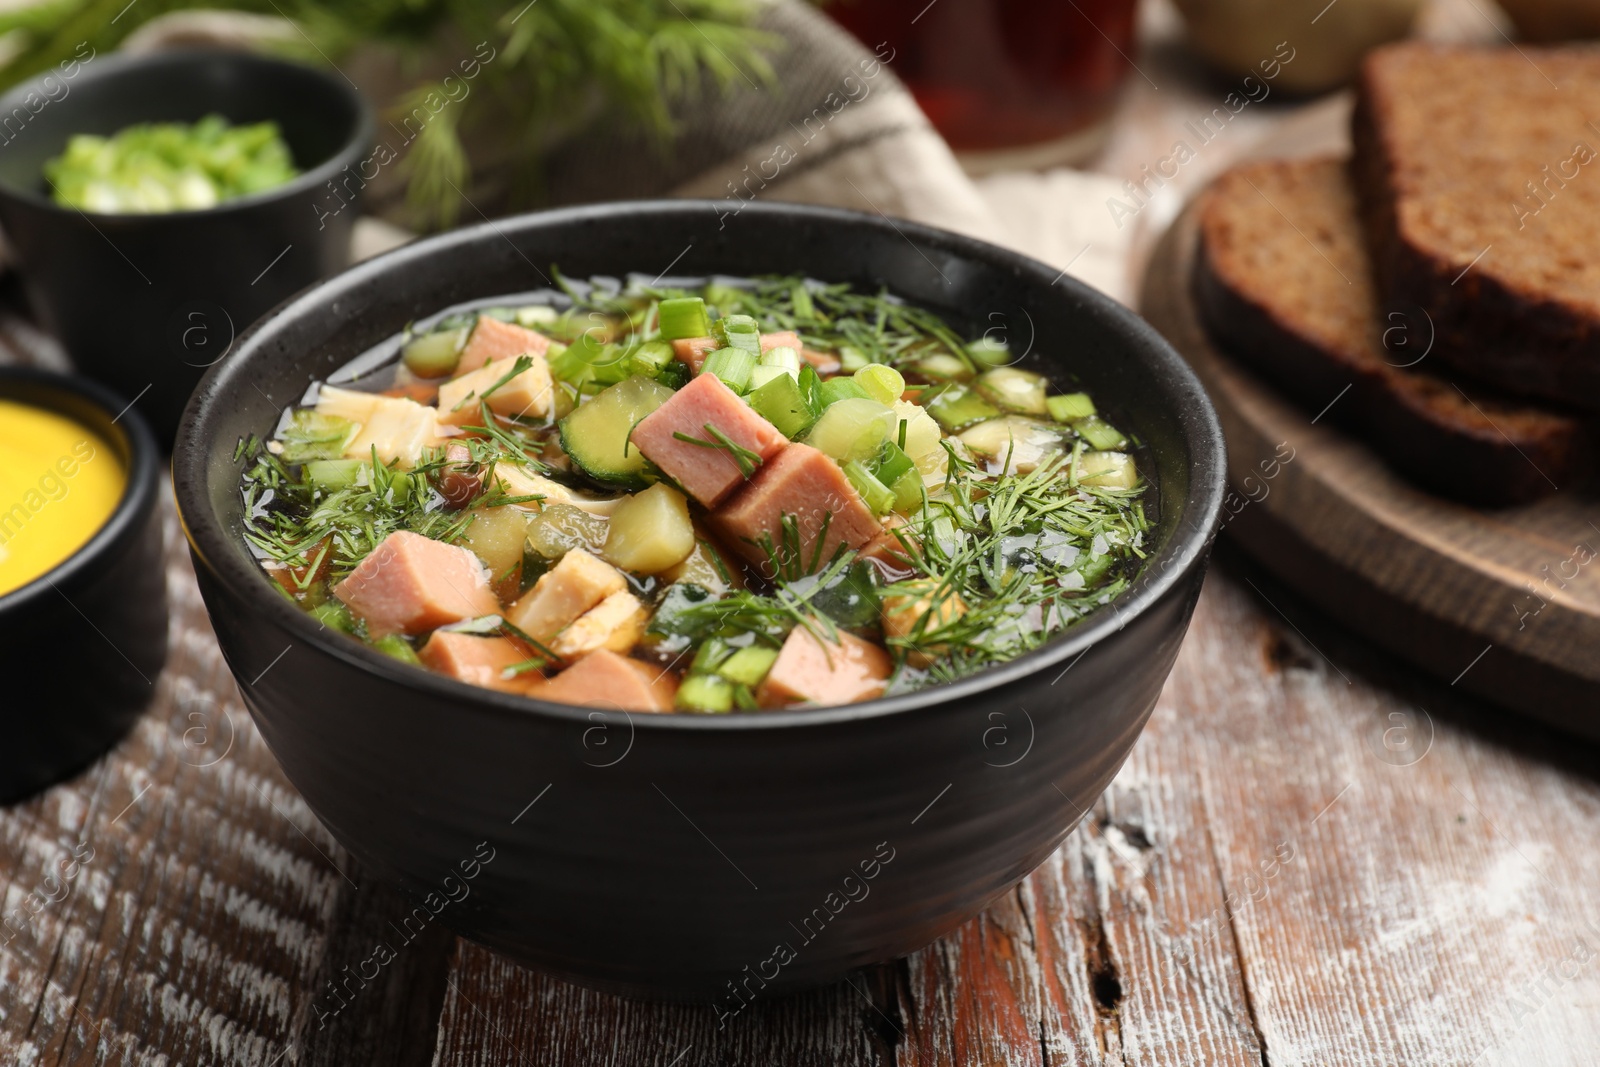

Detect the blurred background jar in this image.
[826,0,1139,174]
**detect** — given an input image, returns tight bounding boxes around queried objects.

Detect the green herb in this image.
[671,423,763,478]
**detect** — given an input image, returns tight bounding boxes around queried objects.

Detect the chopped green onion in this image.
[759,346,801,377]
[309,601,357,634]
[975,367,1049,416]
[818,377,870,408]
[889,468,924,512]
[1046,392,1097,422]
[873,440,916,486]
[837,345,870,373]
[701,347,757,394]
[658,297,711,341]
[854,363,906,405]
[806,397,895,463]
[627,339,675,379]
[747,372,817,439]
[967,337,1011,367]
[844,459,896,514]
[514,305,560,328]
[714,313,761,355]
[1073,415,1127,451]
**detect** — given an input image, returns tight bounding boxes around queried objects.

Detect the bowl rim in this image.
[174,198,1226,731]
[0,366,161,613]
[0,48,375,221]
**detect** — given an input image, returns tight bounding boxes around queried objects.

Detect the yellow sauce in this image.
[0,399,125,596]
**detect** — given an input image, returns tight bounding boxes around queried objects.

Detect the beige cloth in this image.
[123,2,1132,302]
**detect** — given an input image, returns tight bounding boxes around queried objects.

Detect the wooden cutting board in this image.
[1139,205,1600,741]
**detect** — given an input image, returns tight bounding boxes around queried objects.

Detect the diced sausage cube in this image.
[333,531,499,636]
[548,589,649,663]
[709,443,881,576]
[671,337,720,373]
[436,354,554,426]
[505,549,626,645]
[529,649,677,712]
[758,623,891,707]
[759,331,801,352]
[419,632,532,693]
[629,373,788,507]
[455,316,552,377]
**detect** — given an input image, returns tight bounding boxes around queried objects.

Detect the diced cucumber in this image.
[558,376,676,487]
[844,459,896,514]
[370,633,421,666]
[702,283,746,317]
[279,409,358,463]
[805,398,896,463]
[309,601,356,634]
[748,372,817,439]
[959,416,1069,473]
[967,337,1011,367]
[676,673,735,713]
[909,352,973,382]
[1073,415,1127,451]
[975,367,1049,416]
[924,383,1000,433]
[717,646,778,687]
[1046,392,1096,422]
[854,363,905,405]
[657,296,711,341]
[1077,450,1138,489]
[305,458,367,490]
[603,483,695,574]
[701,347,757,394]
[748,365,789,392]
[401,327,468,379]
[818,376,870,408]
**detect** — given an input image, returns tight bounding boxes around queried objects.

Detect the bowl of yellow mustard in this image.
[0,367,166,801]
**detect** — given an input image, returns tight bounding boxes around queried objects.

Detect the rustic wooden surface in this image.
[7,2,1600,1064]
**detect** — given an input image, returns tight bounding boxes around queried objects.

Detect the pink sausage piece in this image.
[630,373,788,508]
[333,530,499,636]
[709,443,881,577]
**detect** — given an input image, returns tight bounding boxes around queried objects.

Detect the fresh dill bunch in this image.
[0,0,778,229]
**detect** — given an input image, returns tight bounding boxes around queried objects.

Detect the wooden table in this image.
[5,4,1600,1064]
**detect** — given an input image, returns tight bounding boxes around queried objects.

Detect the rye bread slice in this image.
[1194,157,1590,505]
[1352,42,1600,409]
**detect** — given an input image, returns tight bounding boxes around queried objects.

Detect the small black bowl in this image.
[0,368,167,803]
[0,50,374,444]
[173,201,1225,1000]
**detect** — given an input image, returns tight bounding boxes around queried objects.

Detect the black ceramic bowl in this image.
[173,201,1224,1000]
[0,368,167,802]
[0,50,374,444]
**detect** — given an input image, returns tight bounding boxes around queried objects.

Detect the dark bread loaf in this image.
[1352,42,1600,409]
[1194,157,1590,505]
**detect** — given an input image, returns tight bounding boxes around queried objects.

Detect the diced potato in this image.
[893,400,944,460]
[959,416,1067,474]
[461,506,528,579]
[1078,451,1139,490]
[506,548,626,643]
[883,581,967,668]
[437,353,555,425]
[549,590,649,662]
[602,484,695,574]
